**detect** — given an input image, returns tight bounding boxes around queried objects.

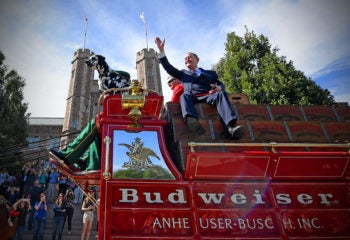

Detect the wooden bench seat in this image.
[163,101,350,175]
[234,104,271,121]
[302,105,338,122]
[333,105,350,122]
[287,121,328,142]
[269,105,305,121]
[323,122,350,142]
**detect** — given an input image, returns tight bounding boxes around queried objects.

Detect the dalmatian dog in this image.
[85,54,131,92]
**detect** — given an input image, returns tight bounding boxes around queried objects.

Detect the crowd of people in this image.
[0,166,95,240]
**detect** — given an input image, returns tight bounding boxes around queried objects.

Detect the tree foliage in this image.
[0,51,29,150]
[113,165,174,180]
[214,27,335,105]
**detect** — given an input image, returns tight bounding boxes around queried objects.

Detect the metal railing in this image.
[188,142,350,153]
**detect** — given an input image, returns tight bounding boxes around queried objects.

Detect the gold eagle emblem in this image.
[118,137,160,170]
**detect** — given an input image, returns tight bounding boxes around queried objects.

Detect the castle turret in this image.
[136,48,162,95]
[61,49,98,147]
[61,48,161,149]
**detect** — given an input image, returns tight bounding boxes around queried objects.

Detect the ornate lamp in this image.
[122,80,145,127]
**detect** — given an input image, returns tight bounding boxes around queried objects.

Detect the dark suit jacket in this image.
[159,56,225,95]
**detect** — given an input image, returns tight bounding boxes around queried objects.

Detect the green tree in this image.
[215,27,335,105]
[113,165,174,180]
[0,51,29,157]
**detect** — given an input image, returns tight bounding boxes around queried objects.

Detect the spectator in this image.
[73,185,83,205]
[7,171,16,184]
[28,180,43,230]
[66,178,73,193]
[14,171,23,195]
[33,193,48,240]
[6,185,20,205]
[81,189,95,240]
[38,170,48,189]
[22,169,36,198]
[0,168,9,186]
[12,198,31,240]
[52,193,66,240]
[58,174,67,195]
[64,188,75,234]
[19,167,27,197]
[47,169,59,203]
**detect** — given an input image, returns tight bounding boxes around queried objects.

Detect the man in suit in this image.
[155,37,245,139]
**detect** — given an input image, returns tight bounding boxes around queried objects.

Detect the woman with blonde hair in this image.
[81,189,95,240]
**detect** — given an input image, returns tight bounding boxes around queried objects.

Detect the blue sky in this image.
[0,0,349,117]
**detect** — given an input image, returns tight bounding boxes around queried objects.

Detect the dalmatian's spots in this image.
[85,54,131,92]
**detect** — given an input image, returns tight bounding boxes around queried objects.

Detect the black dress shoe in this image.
[228,125,245,140]
[49,149,71,166]
[186,117,205,135]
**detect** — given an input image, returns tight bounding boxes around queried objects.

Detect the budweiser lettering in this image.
[110,185,349,236]
[119,188,187,204]
[119,188,333,206]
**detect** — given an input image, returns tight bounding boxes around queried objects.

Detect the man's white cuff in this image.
[158,52,166,59]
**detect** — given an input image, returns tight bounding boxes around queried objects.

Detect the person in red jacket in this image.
[167,76,184,103]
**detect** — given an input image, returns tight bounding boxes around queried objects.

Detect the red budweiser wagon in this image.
[50,80,350,239]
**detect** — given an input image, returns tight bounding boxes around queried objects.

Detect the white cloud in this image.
[226,0,350,75]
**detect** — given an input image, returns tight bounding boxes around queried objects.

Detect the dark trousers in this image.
[28,209,34,230]
[52,215,65,240]
[58,184,67,195]
[64,207,74,231]
[13,225,25,240]
[61,119,101,170]
[33,217,46,240]
[180,91,237,126]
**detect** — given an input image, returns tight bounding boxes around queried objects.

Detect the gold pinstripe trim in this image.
[65,125,98,159]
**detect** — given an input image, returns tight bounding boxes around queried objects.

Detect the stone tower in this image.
[61,48,99,147]
[136,48,162,95]
[61,48,162,148]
